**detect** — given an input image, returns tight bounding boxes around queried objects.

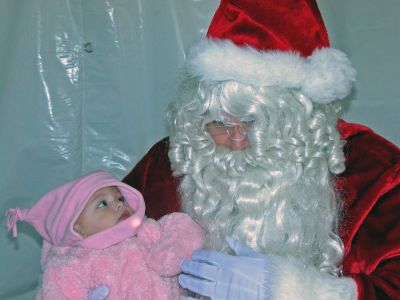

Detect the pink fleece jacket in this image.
[36,213,204,300]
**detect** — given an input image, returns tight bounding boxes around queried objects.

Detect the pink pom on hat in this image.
[5,171,145,249]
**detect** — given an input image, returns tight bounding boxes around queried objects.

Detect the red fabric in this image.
[123,138,180,220]
[123,120,400,299]
[206,0,329,57]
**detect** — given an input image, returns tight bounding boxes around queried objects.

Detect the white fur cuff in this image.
[266,256,358,300]
[186,39,356,104]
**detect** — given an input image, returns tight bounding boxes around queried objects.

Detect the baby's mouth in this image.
[118,211,131,221]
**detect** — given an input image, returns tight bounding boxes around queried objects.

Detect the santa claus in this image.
[123,0,400,299]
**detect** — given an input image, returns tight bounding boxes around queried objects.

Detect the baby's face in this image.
[74,186,134,237]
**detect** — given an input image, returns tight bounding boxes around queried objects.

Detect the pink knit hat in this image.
[5,171,145,249]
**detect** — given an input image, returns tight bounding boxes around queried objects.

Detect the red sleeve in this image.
[337,120,400,299]
[123,138,181,220]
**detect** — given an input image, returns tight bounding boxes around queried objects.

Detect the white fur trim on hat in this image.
[186,39,356,104]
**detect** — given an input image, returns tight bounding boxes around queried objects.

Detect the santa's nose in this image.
[229,139,249,150]
[228,126,246,141]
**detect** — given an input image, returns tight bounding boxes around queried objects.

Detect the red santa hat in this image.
[186,0,356,104]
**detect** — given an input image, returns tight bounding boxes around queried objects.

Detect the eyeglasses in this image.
[206,119,254,137]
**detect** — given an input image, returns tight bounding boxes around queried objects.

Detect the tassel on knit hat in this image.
[5,171,145,249]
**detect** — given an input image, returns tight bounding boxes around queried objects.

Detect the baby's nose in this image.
[229,126,244,138]
[114,201,124,210]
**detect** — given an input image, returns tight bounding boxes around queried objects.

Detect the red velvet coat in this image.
[123,120,400,299]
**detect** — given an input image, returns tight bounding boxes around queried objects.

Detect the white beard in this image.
[179,146,343,273]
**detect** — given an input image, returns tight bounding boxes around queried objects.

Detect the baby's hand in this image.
[88,284,109,300]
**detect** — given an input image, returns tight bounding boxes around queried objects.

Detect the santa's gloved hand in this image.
[88,284,109,300]
[179,237,270,300]
[180,237,357,300]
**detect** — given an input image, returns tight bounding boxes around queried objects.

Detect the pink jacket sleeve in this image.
[39,246,90,300]
[138,213,205,277]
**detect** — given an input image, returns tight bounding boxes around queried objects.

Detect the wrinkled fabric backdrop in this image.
[0,0,398,299]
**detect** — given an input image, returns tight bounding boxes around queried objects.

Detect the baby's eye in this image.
[97,200,108,208]
[118,196,125,203]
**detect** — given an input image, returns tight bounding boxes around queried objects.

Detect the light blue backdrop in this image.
[0,0,398,299]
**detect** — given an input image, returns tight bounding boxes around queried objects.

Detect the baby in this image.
[6,171,204,300]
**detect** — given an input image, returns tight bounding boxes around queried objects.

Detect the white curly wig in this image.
[167,77,346,276]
